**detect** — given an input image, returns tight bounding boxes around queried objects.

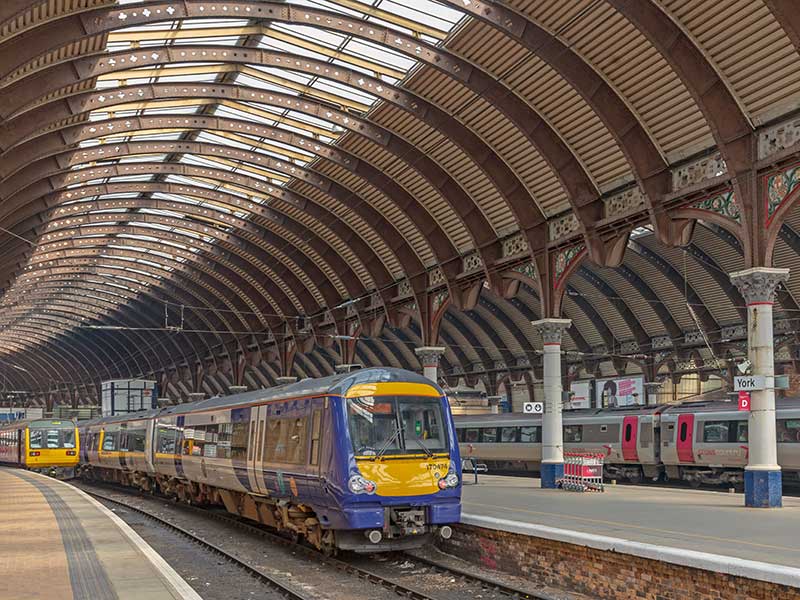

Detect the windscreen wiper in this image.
[411,437,433,457]
[374,423,403,460]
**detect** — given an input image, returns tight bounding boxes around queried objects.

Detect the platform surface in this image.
[462,475,800,569]
[0,467,200,600]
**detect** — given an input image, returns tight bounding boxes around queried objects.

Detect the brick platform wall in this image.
[438,524,800,599]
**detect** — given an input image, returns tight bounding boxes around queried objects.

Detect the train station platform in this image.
[453,474,800,595]
[0,467,201,600]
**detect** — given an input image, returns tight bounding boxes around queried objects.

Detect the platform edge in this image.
[25,472,203,600]
[461,512,800,588]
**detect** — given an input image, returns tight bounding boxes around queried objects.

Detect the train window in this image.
[735,421,748,443]
[500,427,518,443]
[102,432,117,452]
[29,429,44,449]
[456,428,465,443]
[481,428,498,443]
[563,425,582,443]
[287,417,309,464]
[702,421,728,443]
[156,426,177,454]
[257,421,265,462]
[778,419,800,443]
[310,410,323,466]
[231,422,249,461]
[464,429,480,443]
[600,425,608,433]
[248,422,256,461]
[624,423,632,443]
[679,422,687,442]
[520,426,540,443]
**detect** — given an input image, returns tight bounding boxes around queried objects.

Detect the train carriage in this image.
[80,368,461,553]
[0,418,79,472]
[454,398,800,487]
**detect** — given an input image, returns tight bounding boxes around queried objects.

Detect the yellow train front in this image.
[0,419,79,474]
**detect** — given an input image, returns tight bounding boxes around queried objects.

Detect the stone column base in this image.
[540,463,564,489]
[745,469,782,508]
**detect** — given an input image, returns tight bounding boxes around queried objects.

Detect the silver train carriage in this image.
[455,398,800,487]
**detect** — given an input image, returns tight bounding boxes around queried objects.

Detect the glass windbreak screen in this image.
[347,396,447,457]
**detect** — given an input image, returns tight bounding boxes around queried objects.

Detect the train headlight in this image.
[348,475,377,494]
[438,470,459,490]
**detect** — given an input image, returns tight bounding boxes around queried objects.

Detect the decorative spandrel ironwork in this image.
[693,189,740,223]
[512,261,536,281]
[432,289,448,314]
[767,162,800,225]
[553,244,585,289]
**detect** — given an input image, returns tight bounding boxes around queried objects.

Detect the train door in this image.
[622,416,639,461]
[248,405,269,495]
[17,429,23,464]
[676,414,695,463]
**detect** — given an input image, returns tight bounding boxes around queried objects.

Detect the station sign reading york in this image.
[733,375,766,391]
[523,402,544,414]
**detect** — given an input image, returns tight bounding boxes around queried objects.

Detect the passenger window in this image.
[464,428,480,443]
[563,425,582,443]
[500,427,518,443]
[679,422,687,442]
[481,428,498,443]
[702,421,729,443]
[735,421,748,443]
[310,410,322,466]
[520,426,539,443]
[778,419,800,443]
[102,432,116,452]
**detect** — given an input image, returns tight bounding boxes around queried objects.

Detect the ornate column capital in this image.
[415,346,446,366]
[531,318,572,345]
[730,267,789,305]
[643,382,662,392]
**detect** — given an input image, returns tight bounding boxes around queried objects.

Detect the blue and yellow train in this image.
[80,367,461,552]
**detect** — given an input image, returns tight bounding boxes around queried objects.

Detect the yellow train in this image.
[0,419,80,472]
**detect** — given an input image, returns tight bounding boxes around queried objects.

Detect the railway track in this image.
[76,481,551,600]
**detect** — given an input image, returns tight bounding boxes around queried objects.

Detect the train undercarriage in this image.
[79,465,444,554]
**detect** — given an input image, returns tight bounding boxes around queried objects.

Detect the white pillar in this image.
[532,318,572,488]
[730,267,789,508]
[415,346,446,383]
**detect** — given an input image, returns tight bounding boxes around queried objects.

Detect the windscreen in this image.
[347,396,447,457]
[29,421,76,449]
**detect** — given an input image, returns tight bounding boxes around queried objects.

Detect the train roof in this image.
[81,367,441,427]
[452,396,800,425]
[0,417,76,430]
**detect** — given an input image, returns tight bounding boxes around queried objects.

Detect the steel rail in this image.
[79,487,317,600]
[75,481,550,600]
